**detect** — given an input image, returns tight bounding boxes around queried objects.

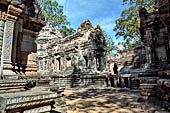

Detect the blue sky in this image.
[57,0,127,44]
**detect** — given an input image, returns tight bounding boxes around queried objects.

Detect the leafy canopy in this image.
[113,0,156,47]
[38,0,75,37]
[103,31,117,55]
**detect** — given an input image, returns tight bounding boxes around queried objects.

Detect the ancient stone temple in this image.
[138,0,170,105]
[0,1,61,113]
[139,7,170,71]
[0,0,45,78]
[38,20,108,88]
[36,25,62,75]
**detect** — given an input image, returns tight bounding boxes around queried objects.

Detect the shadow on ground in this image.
[54,89,143,113]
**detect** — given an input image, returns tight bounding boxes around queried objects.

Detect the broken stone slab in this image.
[0,91,59,113]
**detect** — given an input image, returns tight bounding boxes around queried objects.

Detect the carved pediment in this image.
[77,19,93,32]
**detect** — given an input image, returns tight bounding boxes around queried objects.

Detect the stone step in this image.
[0,86,25,90]
[141,89,156,93]
[141,92,156,96]
[0,91,59,113]
[140,84,157,89]
[140,96,157,100]
[0,83,26,87]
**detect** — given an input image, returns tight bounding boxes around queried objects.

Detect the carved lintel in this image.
[6,5,22,22]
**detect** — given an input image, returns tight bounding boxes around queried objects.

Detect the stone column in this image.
[2,17,17,77]
[60,55,65,71]
[12,20,19,67]
[42,58,45,75]
[101,54,107,71]
[1,5,22,78]
[128,77,131,88]
[0,20,5,78]
[16,19,23,72]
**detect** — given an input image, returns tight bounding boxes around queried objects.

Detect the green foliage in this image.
[104,31,117,54]
[113,0,156,41]
[38,0,75,37]
[60,26,76,37]
[122,39,141,50]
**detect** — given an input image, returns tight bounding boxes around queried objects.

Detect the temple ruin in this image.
[0,1,60,113]
[37,19,109,88]
[0,0,45,78]
[1,0,170,112]
[137,0,170,107]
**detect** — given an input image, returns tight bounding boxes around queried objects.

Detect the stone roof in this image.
[63,19,104,43]
[38,25,63,40]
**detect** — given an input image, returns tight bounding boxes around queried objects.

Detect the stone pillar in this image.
[12,20,19,67]
[42,58,45,75]
[128,77,131,88]
[0,20,5,78]
[60,56,63,71]
[1,5,22,78]
[2,18,16,77]
[16,19,23,72]
[101,54,106,71]
[61,55,66,71]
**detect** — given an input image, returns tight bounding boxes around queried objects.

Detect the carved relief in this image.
[3,21,14,61]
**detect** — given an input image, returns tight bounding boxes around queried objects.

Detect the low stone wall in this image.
[138,77,170,110]
[50,74,109,89]
[157,79,170,102]
[139,84,157,102]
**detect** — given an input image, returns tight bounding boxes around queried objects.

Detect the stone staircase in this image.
[0,80,27,93]
[0,79,61,113]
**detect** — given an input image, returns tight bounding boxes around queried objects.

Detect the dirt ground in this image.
[54,88,146,113]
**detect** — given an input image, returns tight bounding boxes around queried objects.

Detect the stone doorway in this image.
[96,56,101,71]
[56,58,61,71]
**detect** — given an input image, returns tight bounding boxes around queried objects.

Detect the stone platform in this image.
[0,90,60,113]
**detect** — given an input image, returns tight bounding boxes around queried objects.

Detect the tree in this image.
[113,0,156,45]
[122,39,141,50]
[60,25,76,37]
[103,31,117,55]
[38,0,75,37]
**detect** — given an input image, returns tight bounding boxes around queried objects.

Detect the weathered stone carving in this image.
[0,0,45,77]
[137,0,170,106]
[139,7,169,70]
[37,19,108,88]
[0,91,58,113]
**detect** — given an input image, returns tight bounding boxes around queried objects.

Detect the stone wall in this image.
[108,45,147,75]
